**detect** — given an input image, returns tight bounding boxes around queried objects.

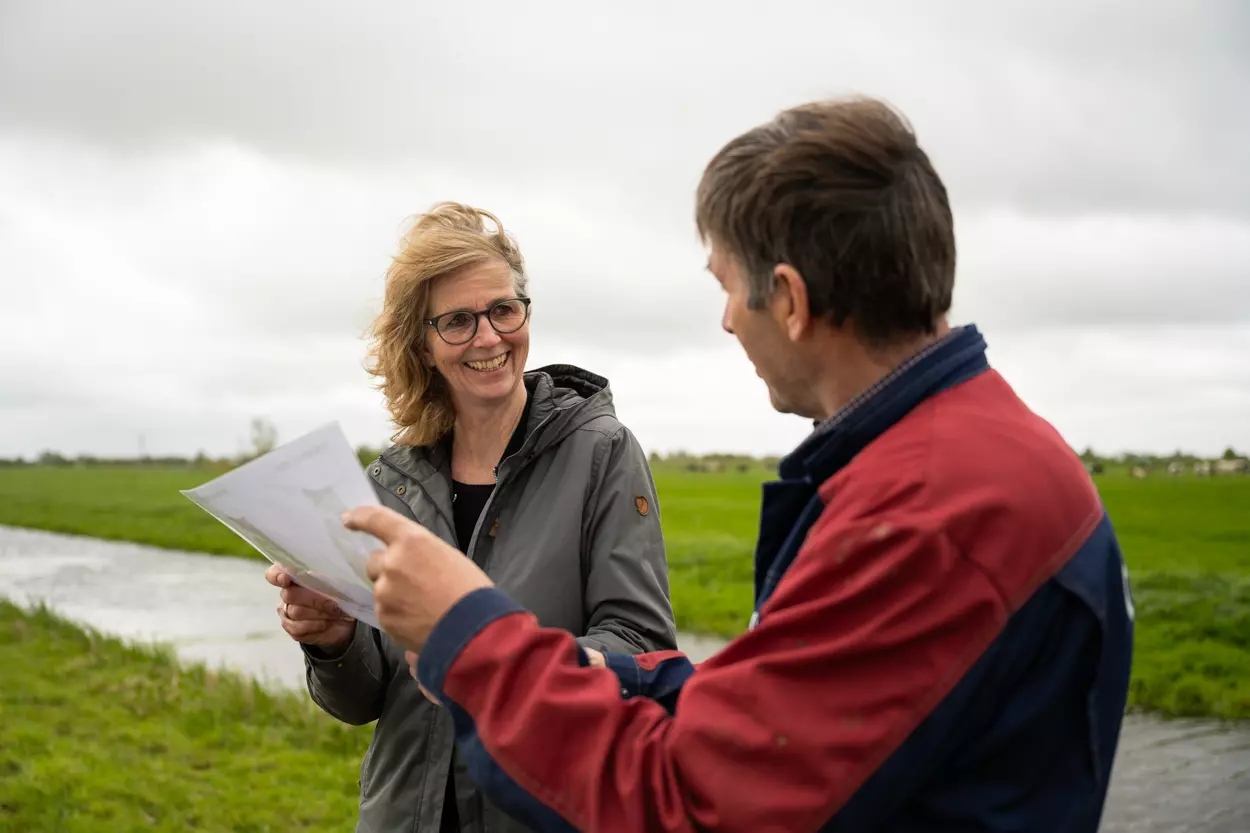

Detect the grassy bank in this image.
[0,464,1247,719]
[1095,475,1250,720]
[0,466,257,559]
[0,600,371,832]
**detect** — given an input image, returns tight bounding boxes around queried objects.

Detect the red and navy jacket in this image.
[416,325,1135,832]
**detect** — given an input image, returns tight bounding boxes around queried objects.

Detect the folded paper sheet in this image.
[182,423,382,627]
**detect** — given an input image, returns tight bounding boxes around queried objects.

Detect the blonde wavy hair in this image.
[367,201,528,447]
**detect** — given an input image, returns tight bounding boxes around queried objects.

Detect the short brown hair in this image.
[366,201,527,447]
[695,96,955,346]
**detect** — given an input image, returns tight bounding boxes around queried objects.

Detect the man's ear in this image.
[772,263,811,342]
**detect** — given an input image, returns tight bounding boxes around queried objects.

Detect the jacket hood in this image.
[523,363,616,451]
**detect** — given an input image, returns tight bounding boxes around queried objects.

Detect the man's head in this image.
[697,97,956,419]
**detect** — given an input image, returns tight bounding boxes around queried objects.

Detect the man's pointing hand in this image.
[343,505,494,651]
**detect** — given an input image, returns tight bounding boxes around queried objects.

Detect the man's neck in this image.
[811,320,951,421]
[450,385,527,474]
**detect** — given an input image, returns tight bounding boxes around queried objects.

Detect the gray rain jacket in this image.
[302,365,678,833]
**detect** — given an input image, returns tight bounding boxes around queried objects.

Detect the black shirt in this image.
[451,482,494,553]
[439,389,532,832]
[448,389,532,552]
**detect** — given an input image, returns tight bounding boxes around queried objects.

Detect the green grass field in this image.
[0,600,370,832]
[0,464,1246,719]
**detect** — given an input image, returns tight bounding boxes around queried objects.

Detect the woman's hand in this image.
[404,650,442,705]
[265,564,357,651]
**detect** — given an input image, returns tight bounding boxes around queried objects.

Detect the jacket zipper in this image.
[463,411,558,566]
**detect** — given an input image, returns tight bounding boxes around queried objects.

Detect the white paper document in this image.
[181,422,382,628]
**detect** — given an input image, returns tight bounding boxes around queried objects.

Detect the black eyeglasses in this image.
[424,297,532,345]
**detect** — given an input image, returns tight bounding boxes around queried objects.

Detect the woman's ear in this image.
[410,341,434,370]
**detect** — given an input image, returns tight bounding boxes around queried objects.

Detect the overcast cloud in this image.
[1,0,1248,460]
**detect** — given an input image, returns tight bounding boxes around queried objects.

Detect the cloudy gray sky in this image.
[1,0,1247,460]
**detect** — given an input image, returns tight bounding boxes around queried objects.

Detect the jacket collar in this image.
[780,324,991,486]
[379,363,613,491]
[746,325,990,618]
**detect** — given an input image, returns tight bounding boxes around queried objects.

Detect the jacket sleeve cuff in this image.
[301,620,384,683]
[603,651,642,696]
[418,587,526,699]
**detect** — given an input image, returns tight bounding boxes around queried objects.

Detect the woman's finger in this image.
[280,602,337,622]
[280,586,344,617]
[264,564,292,588]
[280,614,332,640]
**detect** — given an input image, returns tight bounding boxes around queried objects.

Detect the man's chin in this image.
[766,385,820,422]
[765,386,792,416]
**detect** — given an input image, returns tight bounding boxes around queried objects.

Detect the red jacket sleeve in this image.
[419,514,1011,833]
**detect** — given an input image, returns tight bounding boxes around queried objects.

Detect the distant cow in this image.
[1130,466,1148,479]
[1167,461,1184,476]
[1214,458,1248,476]
[1194,461,1212,477]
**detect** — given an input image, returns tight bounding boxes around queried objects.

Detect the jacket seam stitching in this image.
[377,453,430,487]
[571,417,622,441]
[582,425,623,529]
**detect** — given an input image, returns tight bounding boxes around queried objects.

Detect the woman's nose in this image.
[472,315,502,347]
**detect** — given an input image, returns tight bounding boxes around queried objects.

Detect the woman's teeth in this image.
[466,353,508,372]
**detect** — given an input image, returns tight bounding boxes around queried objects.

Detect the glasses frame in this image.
[424,296,532,345]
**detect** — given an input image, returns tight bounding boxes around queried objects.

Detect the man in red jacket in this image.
[345,96,1135,832]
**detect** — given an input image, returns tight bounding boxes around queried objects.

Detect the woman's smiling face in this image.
[424,259,530,411]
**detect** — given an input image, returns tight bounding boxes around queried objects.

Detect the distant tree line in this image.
[0,417,389,471]
[0,446,389,470]
[1,419,1241,477]
[1076,446,1244,469]
[647,451,784,473]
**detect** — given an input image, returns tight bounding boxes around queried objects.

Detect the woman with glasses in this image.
[264,201,677,833]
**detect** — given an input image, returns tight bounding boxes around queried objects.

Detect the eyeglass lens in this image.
[437,299,528,343]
